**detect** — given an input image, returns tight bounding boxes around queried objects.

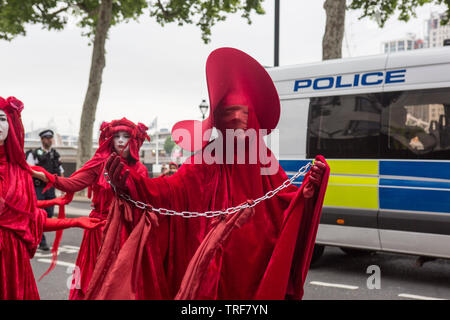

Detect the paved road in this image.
[31,228,83,300]
[31,205,450,300]
[303,246,450,300]
[58,199,92,218]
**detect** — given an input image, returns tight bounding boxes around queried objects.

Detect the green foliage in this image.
[149,0,265,43]
[349,0,450,27]
[163,135,176,155]
[0,0,147,40]
[0,0,265,42]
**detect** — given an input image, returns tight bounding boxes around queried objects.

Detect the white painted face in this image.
[113,130,130,156]
[0,110,9,146]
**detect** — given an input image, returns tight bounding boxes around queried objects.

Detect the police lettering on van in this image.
[293,69,406,92]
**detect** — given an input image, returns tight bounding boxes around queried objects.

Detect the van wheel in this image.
[311,245,325,265]
[340,247,373,256]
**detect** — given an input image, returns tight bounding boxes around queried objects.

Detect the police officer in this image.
[26,129,64,251]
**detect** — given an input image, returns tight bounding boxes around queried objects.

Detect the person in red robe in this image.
[86,47,330,300]
[32,118,150,300]
[0,96,105,300]
[159,162,178,178]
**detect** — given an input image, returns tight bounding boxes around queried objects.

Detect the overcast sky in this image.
[0,1,447,138]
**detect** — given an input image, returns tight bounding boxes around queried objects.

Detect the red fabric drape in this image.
[175,203,256,299]
[0,97,47,300]
[84,199,169,299]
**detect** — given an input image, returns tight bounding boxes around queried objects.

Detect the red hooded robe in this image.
[0,97,47,300]
[47,118,150,300]
[85,48,330,300]
[85,109,330,301]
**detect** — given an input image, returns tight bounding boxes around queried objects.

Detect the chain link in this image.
[104,162,312,218]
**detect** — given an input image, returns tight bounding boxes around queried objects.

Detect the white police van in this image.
[268,47,450,263]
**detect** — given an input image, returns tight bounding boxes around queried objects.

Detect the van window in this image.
[277,98,309,158]
[307,94,382,158]
[380,88,450,159]
[306,88,450,159]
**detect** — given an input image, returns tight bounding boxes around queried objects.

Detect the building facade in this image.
[426,12,450,48]
[381,33,425,54]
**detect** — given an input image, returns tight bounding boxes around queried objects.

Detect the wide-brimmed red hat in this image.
[171,47,280,152]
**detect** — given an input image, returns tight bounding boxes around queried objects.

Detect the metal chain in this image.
[104,162,312,218]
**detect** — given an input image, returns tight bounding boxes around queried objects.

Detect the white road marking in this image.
[34,252,55,258]
[60,245,80,251]
[310,281,359,290]
[37,259,76,268]
[398,293,446,300]
[34,245,79,257]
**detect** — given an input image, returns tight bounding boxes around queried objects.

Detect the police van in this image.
[268,47,450,262]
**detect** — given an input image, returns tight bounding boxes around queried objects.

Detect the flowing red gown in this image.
[52,159,148,300]
[0,145,46,300]
[85,108,330,300]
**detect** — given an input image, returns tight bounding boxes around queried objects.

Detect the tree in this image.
[322,0,346,60]
[321,0,450,61]
[0,0,265,169]
[349,0,450,27]
[164,135,176,155]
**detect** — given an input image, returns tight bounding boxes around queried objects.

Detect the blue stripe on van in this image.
[281,160,309,184]
[379,187,450,213]
[279,160,311,173]
[380,161,450,180]
[380,178,450,190]
[278,160,311,187]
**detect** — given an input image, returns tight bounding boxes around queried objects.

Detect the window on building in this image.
[407,40,413,50]
[390,41,396,52]
[398,40,405,51]
[384,43,389,53]
[414,41,424,49]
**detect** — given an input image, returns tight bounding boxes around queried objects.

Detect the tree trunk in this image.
[76,0,113,170]
[322,0,346,60]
